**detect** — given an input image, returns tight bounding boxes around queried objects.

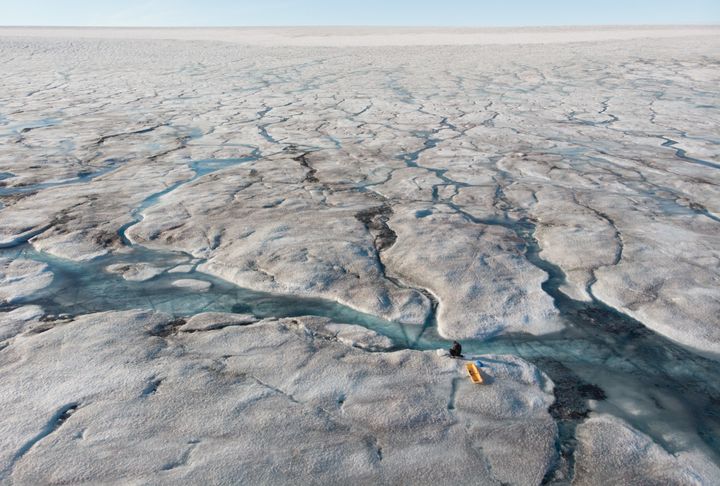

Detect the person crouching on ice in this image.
[449,341,462,358]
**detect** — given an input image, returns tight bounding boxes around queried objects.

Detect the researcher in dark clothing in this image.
[449,341,462,357]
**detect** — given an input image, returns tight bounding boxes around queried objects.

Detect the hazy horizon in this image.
[1,0,719,28]
[2,24,719,29]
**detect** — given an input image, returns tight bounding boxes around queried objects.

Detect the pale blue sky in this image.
[1,0,719,27]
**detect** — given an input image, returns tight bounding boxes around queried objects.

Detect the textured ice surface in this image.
[171,278,212,291]
[178,312,258,332]
[574,415,720,485]
[1,29,717,349]
[106,262,168,281]
[1,30,719,349]
[0,258,53,303]
[0,310,556,484]
[1,26,720,483]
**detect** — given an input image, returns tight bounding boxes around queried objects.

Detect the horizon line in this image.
[2,23,720,29]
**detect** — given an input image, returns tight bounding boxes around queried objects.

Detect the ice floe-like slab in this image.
[0,305,44,340]
[106,262,167,282]
[170,278,212,291]
[383,205,562,339]
[573,414,720,485]
[0,258,53,304]
[0,310,557,484]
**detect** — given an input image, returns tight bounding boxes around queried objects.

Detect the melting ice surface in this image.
[2,152,720,471]
[3,237,720,467]
[0,162,121,197]
[0,244,405,340]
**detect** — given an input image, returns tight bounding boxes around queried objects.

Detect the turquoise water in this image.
[117,152,260,245]
[2,150,719,477]
[3,220,719,469]
[0,244,417,345]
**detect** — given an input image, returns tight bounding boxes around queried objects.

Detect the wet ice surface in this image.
[0,244,406,337]
[1,27,720,483]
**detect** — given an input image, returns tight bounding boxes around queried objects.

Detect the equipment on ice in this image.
[466,362,483,384]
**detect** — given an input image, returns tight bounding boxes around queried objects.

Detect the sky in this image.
[1,0,719,27]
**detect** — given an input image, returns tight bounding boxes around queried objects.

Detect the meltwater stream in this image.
[2,152,720,477]
[0,243,409,337]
